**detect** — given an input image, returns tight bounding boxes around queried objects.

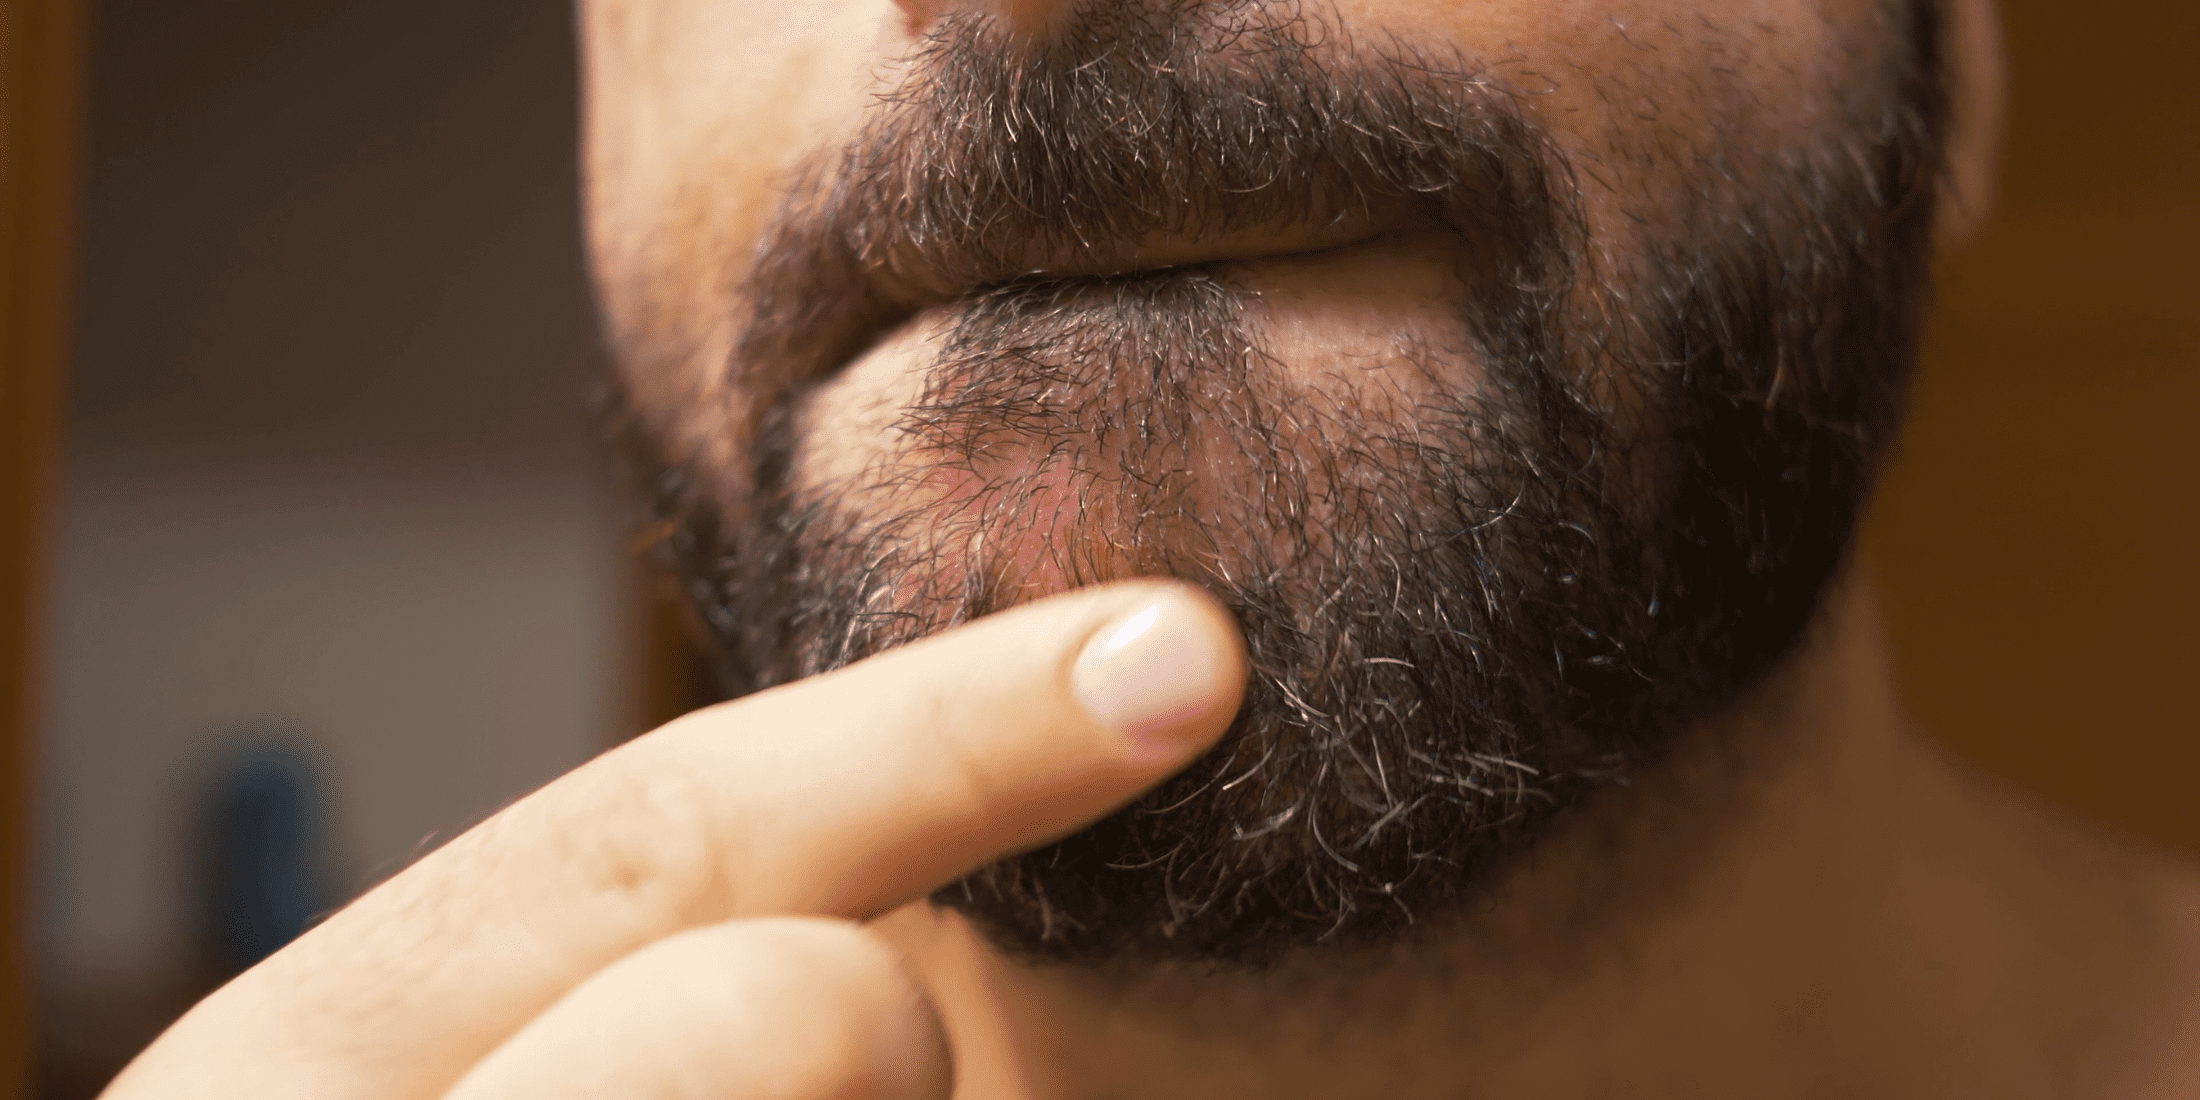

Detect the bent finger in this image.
[113,580,1243,1100]
[442,917,950,1100]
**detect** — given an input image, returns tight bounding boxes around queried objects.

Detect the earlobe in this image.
[1938,0,2008,253]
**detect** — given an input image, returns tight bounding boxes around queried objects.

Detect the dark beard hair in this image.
[614,0,1948,967]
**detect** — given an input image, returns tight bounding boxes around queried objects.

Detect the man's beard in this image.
[618,1,1948,967]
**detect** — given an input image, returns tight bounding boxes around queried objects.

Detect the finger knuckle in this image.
[518,751,729,935]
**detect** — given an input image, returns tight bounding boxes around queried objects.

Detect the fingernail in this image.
[1071,595,1235,759]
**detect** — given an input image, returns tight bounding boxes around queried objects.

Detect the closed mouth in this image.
[875,198,1417,307]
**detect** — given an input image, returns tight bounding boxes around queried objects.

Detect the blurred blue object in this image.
[198,739,326,972]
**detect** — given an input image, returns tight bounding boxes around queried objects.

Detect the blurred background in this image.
[1,0,2194,1097]
[5,3,665,1096]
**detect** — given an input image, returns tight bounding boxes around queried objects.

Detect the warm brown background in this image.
[2,0,2196,1097]
[1866,0,2200,856]
[3,0,85,1095]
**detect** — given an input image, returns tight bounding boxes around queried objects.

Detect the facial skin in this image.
[88,3,2200,1099]
[577,3,2200,1097]
[590,0,1940,965]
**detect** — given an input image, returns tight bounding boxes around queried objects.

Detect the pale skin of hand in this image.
[99,581,1247,1100]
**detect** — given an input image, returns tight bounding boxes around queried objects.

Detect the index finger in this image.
[109,581,1245,1100]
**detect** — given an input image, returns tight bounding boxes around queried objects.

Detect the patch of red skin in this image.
[923,448,1096,603]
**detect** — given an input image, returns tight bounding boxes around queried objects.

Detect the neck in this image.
[877,569,2200,1099]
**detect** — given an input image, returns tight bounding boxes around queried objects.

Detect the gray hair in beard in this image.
[618,0,1949,967]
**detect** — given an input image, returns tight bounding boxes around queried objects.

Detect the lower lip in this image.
[792,226,1482,600]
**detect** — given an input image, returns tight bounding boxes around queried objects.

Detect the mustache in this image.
[731,1,1582,429]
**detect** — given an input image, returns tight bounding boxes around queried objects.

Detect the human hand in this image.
[103,582,1246,1100]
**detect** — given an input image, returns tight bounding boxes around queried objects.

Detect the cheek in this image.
[1318,0,1858,241]
[583,0,905,346]
[583,0,919,496]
